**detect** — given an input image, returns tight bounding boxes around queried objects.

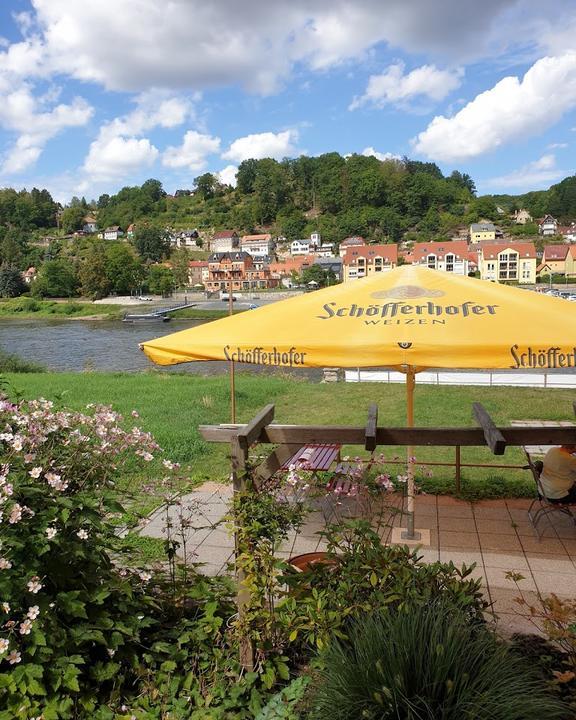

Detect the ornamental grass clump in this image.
[310,600,568,720]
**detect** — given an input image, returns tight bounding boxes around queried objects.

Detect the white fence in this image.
[344,369,576,389]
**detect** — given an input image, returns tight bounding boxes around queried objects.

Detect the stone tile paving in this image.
[140,483,576,636]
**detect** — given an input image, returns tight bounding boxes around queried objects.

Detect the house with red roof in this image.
[187,260,209,287]
[342,244,398,282]
[338,236,366,258]
[538,245,576,278]
[478,242,537,284]
[209,230,239,253]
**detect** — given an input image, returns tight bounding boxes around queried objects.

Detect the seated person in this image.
[540,444,576,503]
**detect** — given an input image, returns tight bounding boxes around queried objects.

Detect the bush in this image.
[279,521,488,654]
[0,396,292,718]
[0,350,45,372]
[309,601,567,720]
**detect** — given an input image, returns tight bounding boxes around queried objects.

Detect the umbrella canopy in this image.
[141,265,576,372]
[141,265,576,541]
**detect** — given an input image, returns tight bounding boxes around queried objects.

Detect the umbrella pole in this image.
[228,278,236,423]
[402,367,420,540]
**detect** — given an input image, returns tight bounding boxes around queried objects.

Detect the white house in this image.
[409,241,470,275]
[240,233,274,258]
[314,243,335,257]
[102,226,124,241]
[538,215,558,236]
[82,215,98,233]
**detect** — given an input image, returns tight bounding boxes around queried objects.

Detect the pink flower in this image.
[1,602,10,613]
[131,410,140,418]
[0,558,12,570]
[8,504,22,524]
[0,638,8,654]
[29,467,42,479]
[27,577,42,594]
[7,650,21,664]
[27,606,39,620]
[77,529,89,540]
[19,619,33,635]
[45,527,57,539]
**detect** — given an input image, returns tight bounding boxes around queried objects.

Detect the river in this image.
[0,318,322,379]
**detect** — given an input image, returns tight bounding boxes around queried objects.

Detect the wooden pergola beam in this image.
[200,423,576,450]
[472,402,507,455]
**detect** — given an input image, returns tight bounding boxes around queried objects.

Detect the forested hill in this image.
[95,156,478,243]
[1,155,576,252]
[485,174,576,220]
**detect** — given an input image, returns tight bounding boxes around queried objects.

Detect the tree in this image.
[236,159,259,194]
[449,170,476,195]
[0,266,26,297]
[0,228,28,268]
[78,242,112,300]
[132,224,171,262]
[31,260,78,297]
[105,244,145,295]
[301,263,335,288]
[170,248,192,289]
[194,173,217,201]
[147,265,175,296]
[97,194,110,209]
[60,206,86,234]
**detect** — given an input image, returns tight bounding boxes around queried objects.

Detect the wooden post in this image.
[365,403,378,451]
[455,446,461,494]
[230,405,275,671]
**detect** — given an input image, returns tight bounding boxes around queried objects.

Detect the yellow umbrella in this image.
[141,265,576,537]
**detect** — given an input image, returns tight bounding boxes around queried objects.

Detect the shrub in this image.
[0,397,162,718]
[0,350,45,372]
[279,521,488,654]
[0,396,291,718]
[309,601,567,720]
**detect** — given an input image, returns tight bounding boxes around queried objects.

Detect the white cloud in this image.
[83,135,159,180]
[548,142,568,149]
[222,130,299,162]
[350,62,463,110]
[0,85,92,174]
[483,154,564,191]
[217,165,238,187]
[361,147,400,161]
[0,0,524,95]
[82,91,193,181]
[413,52,576,162]
[162,130,221,170]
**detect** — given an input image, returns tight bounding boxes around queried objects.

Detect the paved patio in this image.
[140,482,576,636]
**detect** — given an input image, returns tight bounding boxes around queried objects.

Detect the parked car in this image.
[138,296,153,301]
[219,291,239,301]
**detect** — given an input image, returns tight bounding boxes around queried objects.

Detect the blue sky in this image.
[0,0,575,203]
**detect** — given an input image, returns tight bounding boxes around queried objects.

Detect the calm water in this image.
[0,318,321,379]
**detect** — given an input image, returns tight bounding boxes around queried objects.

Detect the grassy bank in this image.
[0,297,126,319]
[170,306,248,320]
[4,370,575,500]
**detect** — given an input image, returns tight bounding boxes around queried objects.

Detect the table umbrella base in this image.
[391,527,431,547]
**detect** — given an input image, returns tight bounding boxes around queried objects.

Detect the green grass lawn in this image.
[5,370,576,501]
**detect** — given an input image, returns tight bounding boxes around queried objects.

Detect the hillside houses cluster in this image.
[50,208,576,290]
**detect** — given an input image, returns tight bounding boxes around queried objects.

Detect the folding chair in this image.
[524,448,576,539]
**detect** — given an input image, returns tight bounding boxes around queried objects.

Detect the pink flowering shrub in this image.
[0,396,166,717]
